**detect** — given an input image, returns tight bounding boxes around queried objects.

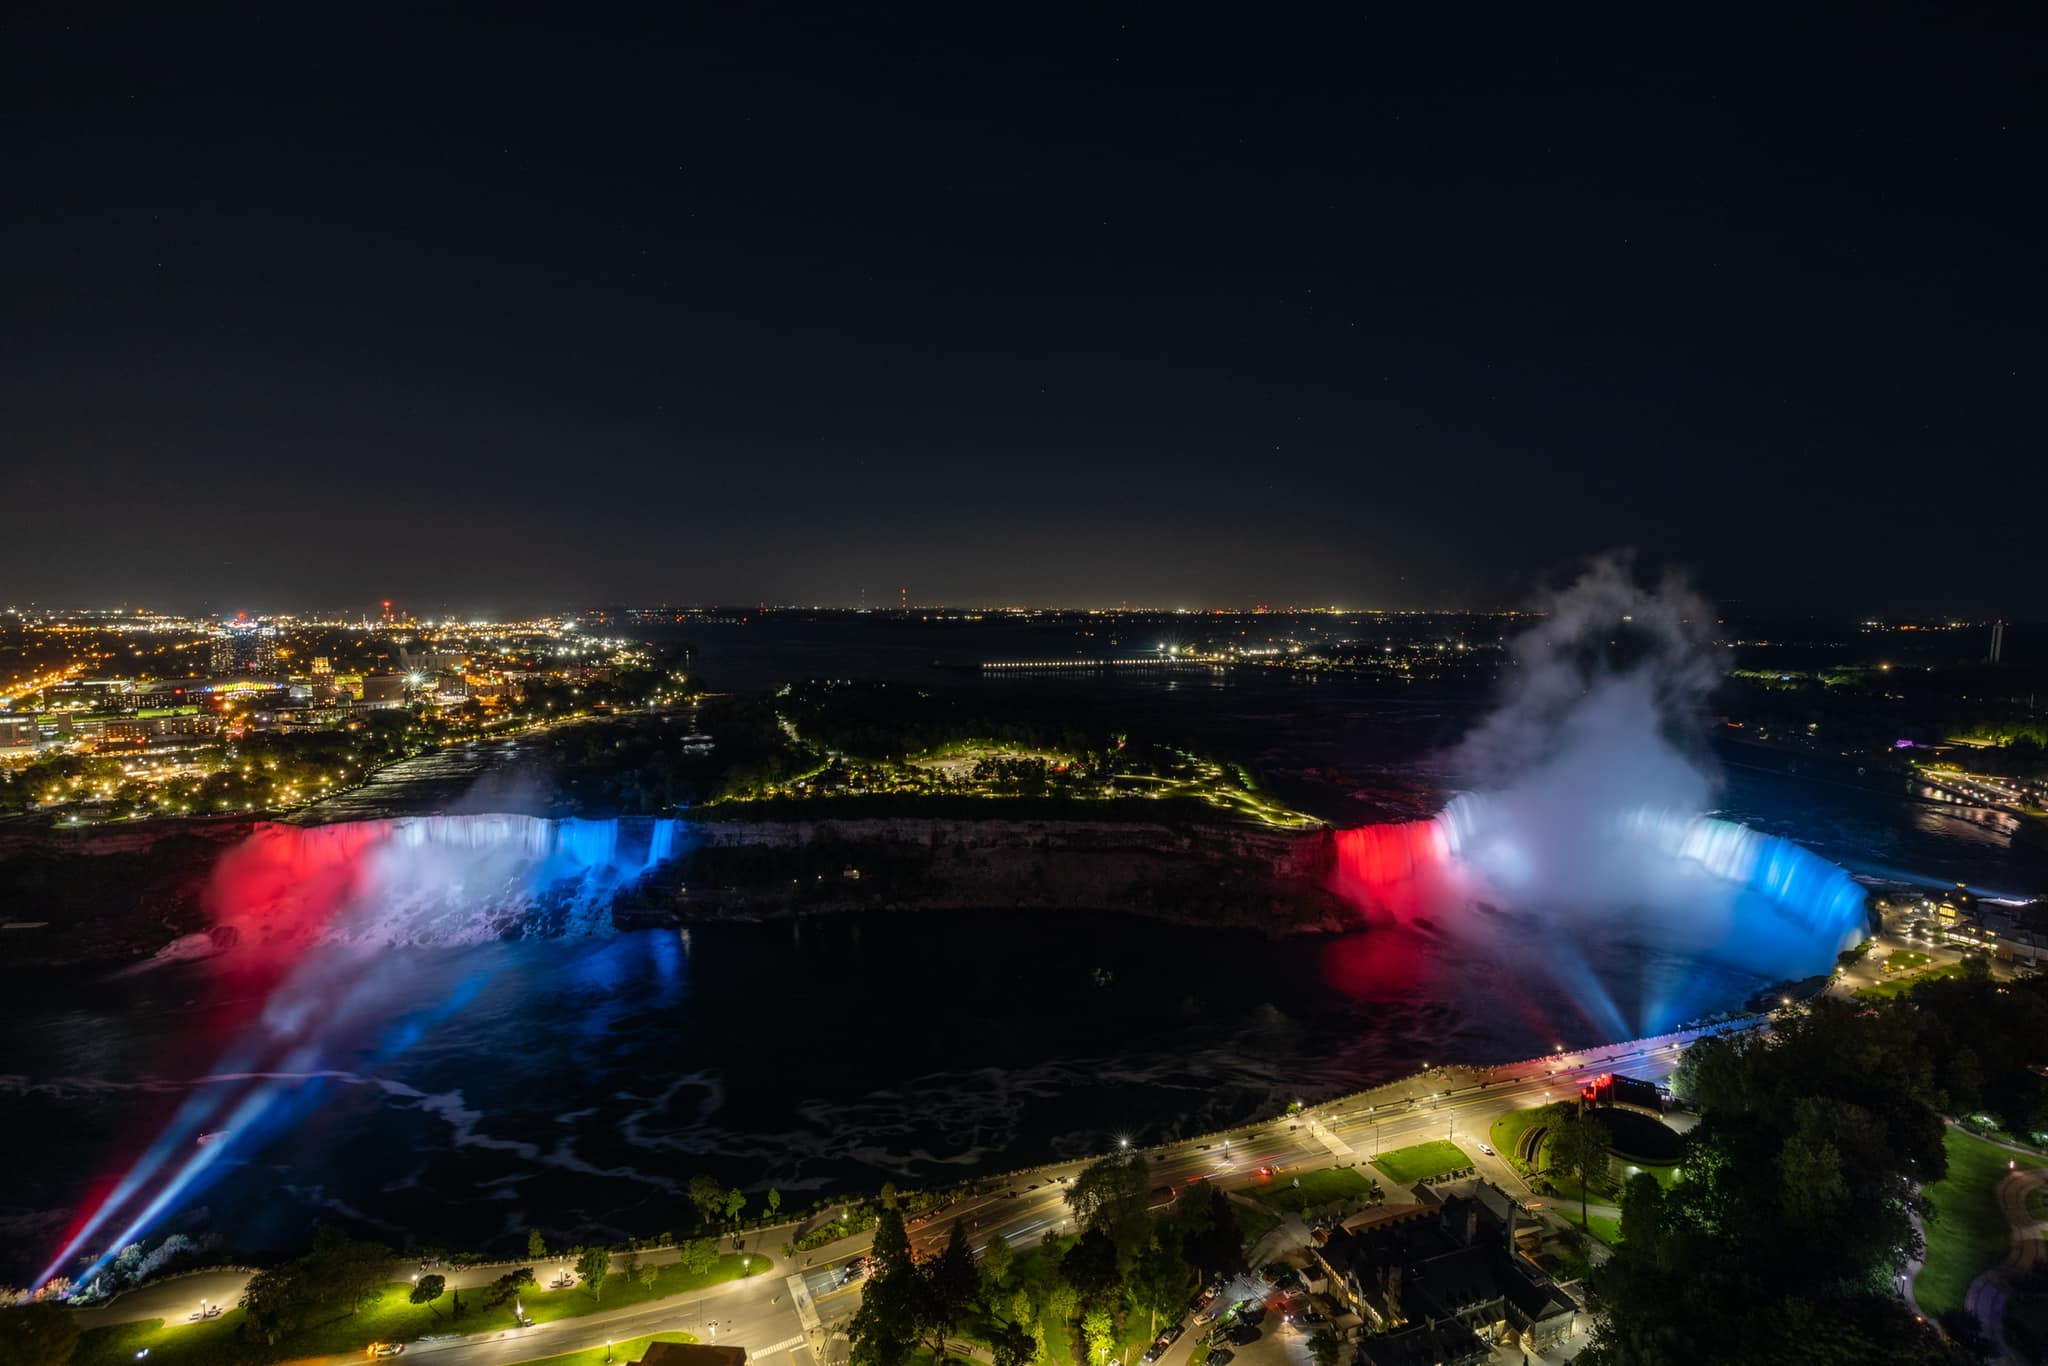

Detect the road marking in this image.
[1303,1117,1356,1162]
[757,1335,807,1356]
[787,1274,820,1333]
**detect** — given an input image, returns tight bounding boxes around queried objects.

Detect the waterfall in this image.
[207,814,690,952]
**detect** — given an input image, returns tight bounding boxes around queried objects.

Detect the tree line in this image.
[1585,960,2048,1364]
[852,1151,1251,1366]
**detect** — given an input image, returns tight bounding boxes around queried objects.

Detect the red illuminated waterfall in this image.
[1326,817,1455,921]
[205,821,389,959]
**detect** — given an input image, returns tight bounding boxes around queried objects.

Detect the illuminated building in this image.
[210,622,280,675]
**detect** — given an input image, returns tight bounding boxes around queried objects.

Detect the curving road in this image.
[77,1022,1737,1364]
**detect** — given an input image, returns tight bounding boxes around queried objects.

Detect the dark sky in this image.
[4,10,2042,616]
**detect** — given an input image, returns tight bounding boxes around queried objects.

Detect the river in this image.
[1,671,2040,1282]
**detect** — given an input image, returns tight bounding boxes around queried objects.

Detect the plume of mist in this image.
[1435,553,1740,915]
[1454,553,1721,810]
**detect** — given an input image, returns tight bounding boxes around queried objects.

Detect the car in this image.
[368,1347,405,1359]
[1203,1351,1234,1366]
[1476,1142,1495,1156]
[1159,1324,1185,1347]
[1226,1324,1260,1346]
[1194,1307,1219,1326]
[1302,1309,1327,1324]
[1141,1348,1162,1363]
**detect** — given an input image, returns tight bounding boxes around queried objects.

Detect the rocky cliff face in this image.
[0,818,257,966]
[0,813,1354,968]
[632,816,1351,933]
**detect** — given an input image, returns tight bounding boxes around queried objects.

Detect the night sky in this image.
[4,11,2042,615]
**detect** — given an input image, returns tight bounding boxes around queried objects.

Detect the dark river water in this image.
[1,666,2040,1280]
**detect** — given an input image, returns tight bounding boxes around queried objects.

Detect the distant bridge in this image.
[977,657,1221,673]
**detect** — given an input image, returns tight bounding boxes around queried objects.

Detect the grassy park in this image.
[1371,1140,1472,1184]
[1490,1103,1564,1173]
[1915,1127,2048,1317]
[72,1254,762,1366]
[1251,1164,1378,1213]
[1857,958,1981,1002]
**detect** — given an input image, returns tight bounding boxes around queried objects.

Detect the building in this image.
[360,675,410,707]
[211,622,281,675]
[1580,1072,1662,1113]
[99,708,218,745]
[1357,1317,1488,1366]
[1313,1180,1577,1357]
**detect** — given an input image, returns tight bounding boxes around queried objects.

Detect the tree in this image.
[1578,995,1978,1366]
[292,1226,390,1318]
[1060,1227,1120,1305]
[1044,1282,1080,1345]
[724,1187,749,1224]
[990,1317,1037,1366]
[1307,1327,1342,1366]
[851,1207,921,1366]
[1067,1150,1152,1258]
[1082,1307,1117,1365]
[689,1175,727,1225]
[484,1268,535,1310]
[1617,1172,1663,1258]
[1127,1236,1193,1338]
[409,1274,446,1318]
[0,1302,81,1366]
[921,1219,980,1357]
[1174,1184,1246,1283]
[682,1238,718,1276]
[241,1263,316,1346]
[576,1245,611,1301]
[1551,1105,1609,1230]
[981,1231,1015,1295]
[528,1228,548,1260]
[768,1187,783,1218]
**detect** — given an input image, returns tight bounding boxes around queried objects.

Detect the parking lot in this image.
[1143,1271,1317,1366]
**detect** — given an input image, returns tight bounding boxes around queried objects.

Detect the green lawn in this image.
[1231,1202,1284,1247]
[73,1253,763,1366]
[1857,960,1977,1001]
[1586,1213,1623,1248]
[72,1312,243,1366]
[1915,1127,2048,1317]
[1490,1104,1566,1173]
[1371,1140,1472,1184]
[1251,1164,1377,1213]
[1884,949,1932,973]
[511,1329,697,1366]
[518,1251,765,1329]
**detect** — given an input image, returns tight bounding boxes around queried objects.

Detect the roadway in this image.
[78,1025,1730,1364]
